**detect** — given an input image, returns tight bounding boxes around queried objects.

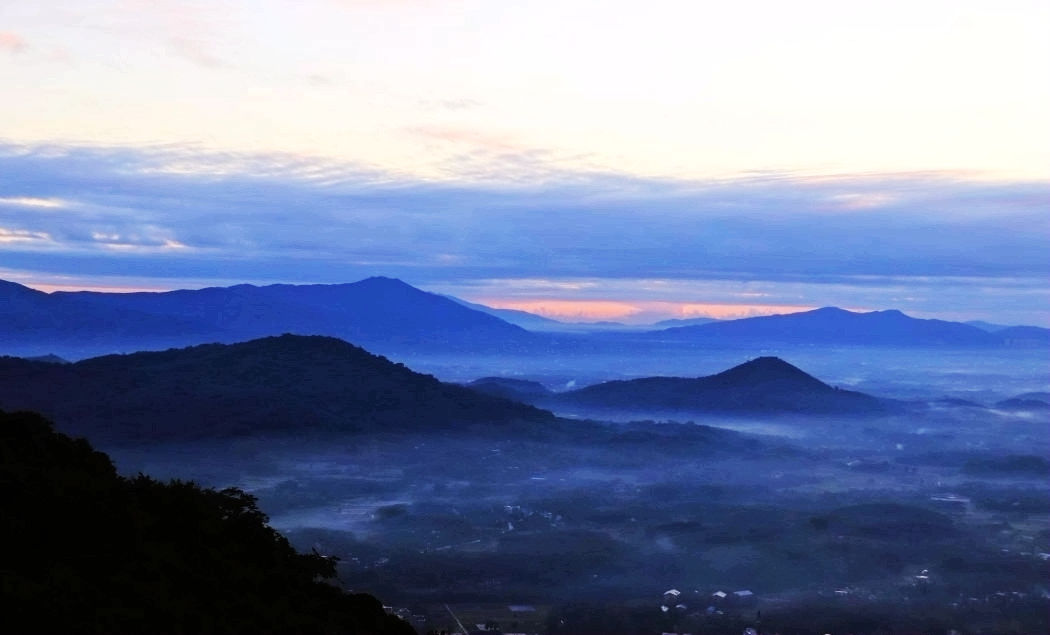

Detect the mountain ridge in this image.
[0,334,553,442]
[1,277,533,358]
[649,306,1030,347]
[4,279,1047,359]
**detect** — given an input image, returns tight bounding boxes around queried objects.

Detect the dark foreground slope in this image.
[0,410,415,635]
[0,334,552,442]
[549,356,887,416]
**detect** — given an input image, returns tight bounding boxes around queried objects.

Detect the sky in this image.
[1,0,1048,325]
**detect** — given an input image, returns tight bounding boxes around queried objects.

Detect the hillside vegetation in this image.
[0,410,415,634]
[0,334,552,442]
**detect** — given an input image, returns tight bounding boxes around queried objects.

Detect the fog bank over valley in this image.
[93,339,1048,633]
[2,280,1047,633]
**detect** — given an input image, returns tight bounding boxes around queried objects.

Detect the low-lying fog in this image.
[395,345,1049,402]
[106,348,1049,618]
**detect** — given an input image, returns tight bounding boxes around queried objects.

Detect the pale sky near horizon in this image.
[2,1,1048,325]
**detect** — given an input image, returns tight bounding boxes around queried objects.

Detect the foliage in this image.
[0,410,415,634]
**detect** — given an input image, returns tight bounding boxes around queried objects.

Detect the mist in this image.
[101,345,1050,632]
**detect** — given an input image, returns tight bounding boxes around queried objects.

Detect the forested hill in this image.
[0,334,553,442]
[551,356,887,415]
[0,409,415,634]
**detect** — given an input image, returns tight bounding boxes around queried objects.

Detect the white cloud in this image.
[0,196,66,208]
[0,227,52,243]
[1,1,1047,180]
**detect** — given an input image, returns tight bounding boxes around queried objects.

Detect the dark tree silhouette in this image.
[0,410,416,634]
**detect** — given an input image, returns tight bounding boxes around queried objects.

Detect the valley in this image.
[2,278,1048,634]
[91,341,1048,634]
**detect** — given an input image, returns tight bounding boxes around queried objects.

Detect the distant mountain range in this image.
[650,316,721,328]
[934,392,1050,413]
[447,296,571,331]
[472,356,890,417]
[647,306,1048,348]
[0,277,533,358]
[2,277,1046,360]
[0,334,552,442]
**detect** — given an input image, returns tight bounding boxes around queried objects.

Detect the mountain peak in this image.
[809,306,850,314]
[0,279,45,298]
[711,356,826,388]
[736,355,800,371]
[874,308,907,317]
[554,356,883,416]
[356,276,414,289]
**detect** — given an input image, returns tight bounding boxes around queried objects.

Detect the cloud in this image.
[168,36,226,68]
[0,141,1046,324]
[83,1,231,68]
[0,196,66,208]
[0,227,52,244]
[428,98,482,111]
[407,125,520,151]
[328,0,451,9]
[0,31,27,54]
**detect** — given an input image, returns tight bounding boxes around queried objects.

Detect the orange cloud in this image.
[482,299,643,322]
[0,31,27,54]
[668,302,815,320]
[479,298,818,323]
[28,282,170,294]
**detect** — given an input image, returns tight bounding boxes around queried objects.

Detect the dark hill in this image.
[549,356,886,416]
[653,306,1002,347]
[0,410,414,634]
[0,334,553,442]
[23,353,69,364]
[1,277,534,358]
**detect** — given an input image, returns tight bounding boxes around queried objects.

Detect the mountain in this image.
[0,334,553,442]
[650,307,1004,347]
[965,320,1012,332]
[0,279,207,349]
[23,353,69,364]
[651,316,720,328]
[446,296,569,331]
[544,356,887,416]
[1,277,534,358]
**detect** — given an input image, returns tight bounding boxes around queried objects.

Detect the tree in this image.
[0,409,415,634]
